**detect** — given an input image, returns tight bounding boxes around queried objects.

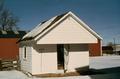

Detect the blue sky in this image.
[3,0,120,45]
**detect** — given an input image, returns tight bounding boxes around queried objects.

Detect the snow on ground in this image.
[0,70,28,79]
[0,55,120,79]
[90,55,120,69]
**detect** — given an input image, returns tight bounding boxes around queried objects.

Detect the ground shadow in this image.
[76,66,120,79]
[78,67,120,75]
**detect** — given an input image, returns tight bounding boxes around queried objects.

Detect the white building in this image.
[19,11,102,75]
[113,44,120,54]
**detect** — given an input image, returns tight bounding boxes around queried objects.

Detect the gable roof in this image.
[21,11,102,42]
[0,30,26,38]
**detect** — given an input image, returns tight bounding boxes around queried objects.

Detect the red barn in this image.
[89,39,102,56]
[0,30,26,60]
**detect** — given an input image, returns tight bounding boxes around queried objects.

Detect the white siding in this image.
[19,46,32,73]
[20,43,89,74]
[31,46,41,74]
[67,44,89,72]
[37,16,97,44]
[31,44,57,74]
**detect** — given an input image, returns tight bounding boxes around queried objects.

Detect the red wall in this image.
[0,38,19,60]
[89,39,102,56]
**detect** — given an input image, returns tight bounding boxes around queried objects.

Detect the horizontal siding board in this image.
[19,46,32,73]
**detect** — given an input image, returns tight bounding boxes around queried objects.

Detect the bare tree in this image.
[0,1,19,31]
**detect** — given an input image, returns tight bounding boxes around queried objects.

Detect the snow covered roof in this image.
[0,30,26,38]
[21,11,102,41]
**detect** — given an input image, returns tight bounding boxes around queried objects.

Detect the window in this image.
[24,47,27,59]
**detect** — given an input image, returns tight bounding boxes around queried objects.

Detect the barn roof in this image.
[21,11,102,41]
[0,30,26,38]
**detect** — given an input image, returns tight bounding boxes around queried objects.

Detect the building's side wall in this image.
[68,44,89,72]
[37,16,97,44]
[31,45,41,75]
[0,38,19,60]
[89,39,102,56]
[31,44,57,75]
[19,44,32,73]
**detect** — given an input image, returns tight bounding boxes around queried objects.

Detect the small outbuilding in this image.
[19,11,102,75]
